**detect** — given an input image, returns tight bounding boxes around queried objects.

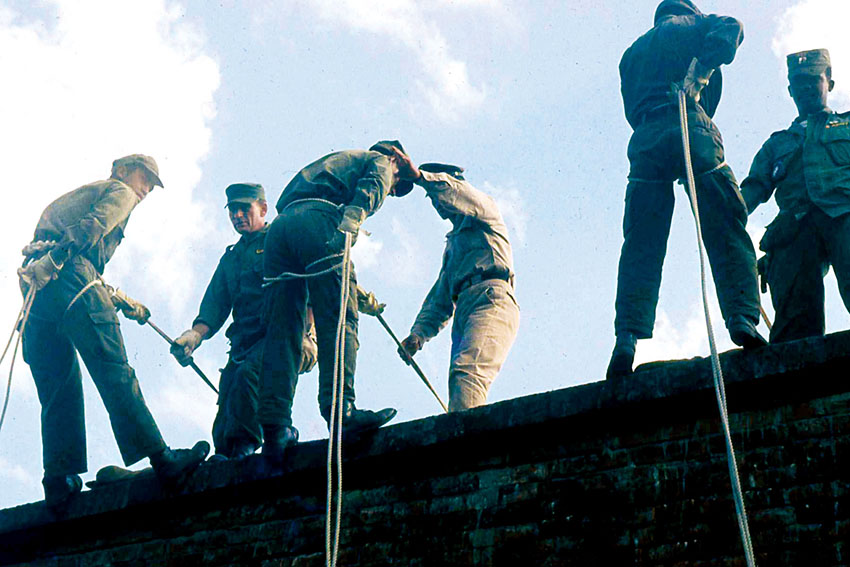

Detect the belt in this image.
[453,269,511,298]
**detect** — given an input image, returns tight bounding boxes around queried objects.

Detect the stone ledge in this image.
[1,330,849,540]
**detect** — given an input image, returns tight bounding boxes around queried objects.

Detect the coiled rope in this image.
[678,89,756,567]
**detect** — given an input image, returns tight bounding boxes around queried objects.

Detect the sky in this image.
[1,0,849,508]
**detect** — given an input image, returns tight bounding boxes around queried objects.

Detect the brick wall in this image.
[2,331,850,566]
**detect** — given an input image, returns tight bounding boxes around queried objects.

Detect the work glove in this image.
[17,252,63,292]
[681,57,713,103]
[299,327,318,374]
[399,333,424,363]
[171,329,203,367]
[337,206,367,236]
[390,146,421,182]
[111,288,151,325]
[356,285,386,316]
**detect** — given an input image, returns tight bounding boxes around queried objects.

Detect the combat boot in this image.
[606,332,637,380]
[337,401,397,436]
[727,314,767,349]
[261,424,299,464]
[149,441,210,488]
[42,473,82,508]
[229,438,259,460]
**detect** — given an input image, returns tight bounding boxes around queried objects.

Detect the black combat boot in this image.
[261,424,299,464]
[336,401,397,436]
[229,438,259,460]
[42,473,82,508]
[606,332,637,380]
[727,314,767,349]
[149,441,210,487]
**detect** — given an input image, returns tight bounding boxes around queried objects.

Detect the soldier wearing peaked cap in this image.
[396,158,520,412]
[741,49,850,342]
[170,183,318,460]
[259,141,418,460]
[607,0,766,380]
[19,154,208,507]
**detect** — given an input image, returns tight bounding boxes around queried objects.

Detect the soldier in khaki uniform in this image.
[170,183,317,460]
[260,141,417,460]
[396,157,520,412]
[741,49,850,342]
[19,155,209,507]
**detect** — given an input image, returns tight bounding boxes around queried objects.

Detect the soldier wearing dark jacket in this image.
[259,141,417,460]
[608,0,765,379]
[171,183,317,460]
[741,49,850,342]
[19,155,209,507]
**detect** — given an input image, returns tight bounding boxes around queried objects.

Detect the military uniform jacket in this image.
[275,150,394,217]
[410,171,515,341]
[619,10,742,129]
[742,109,850,219]
[32,179,140,274]
[194,225,268,353]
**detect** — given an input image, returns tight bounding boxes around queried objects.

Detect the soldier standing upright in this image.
[259,141,417,460]
[19,154,209,507]
[741,49,850,342]
[607,0,766,379]
[170,183,317,460]
[395,154,520,412]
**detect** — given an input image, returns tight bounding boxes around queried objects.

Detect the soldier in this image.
[170,183,317,460]
[741,49,850,342]
[395,155,520,411]
[607,0,766,379]
[259,141,418,460]
[19,154,209,507]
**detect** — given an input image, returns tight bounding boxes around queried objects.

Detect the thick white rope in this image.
[678,90,756,567]
[326,231,352,567]
[0,285,36,435]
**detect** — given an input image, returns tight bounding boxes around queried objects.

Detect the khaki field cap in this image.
[369,139,414,197]
[787,49,831,78]
[113,154,164,187]
[225,183,265,207]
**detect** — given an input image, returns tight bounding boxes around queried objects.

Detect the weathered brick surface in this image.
[3,331,850,565]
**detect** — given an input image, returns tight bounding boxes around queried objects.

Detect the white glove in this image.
[337,206,366,235]
[356,285,386,316]
[682,57,713,103]
[111,288,151,324]
[170,329,203,367]
[17,252,63,292]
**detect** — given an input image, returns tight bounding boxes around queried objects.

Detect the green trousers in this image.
[22,258,166,477]
[614,108,760,338]
[260,200,359,427]
[211,338,263,455]
[763,208,850,342]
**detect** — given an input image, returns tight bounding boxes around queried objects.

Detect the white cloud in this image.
[350,232,384,270]
[0,0,220,329]
[0,456,37,488]
[482,181,529,246]
[773,0,850,107]
[307,0,486,121]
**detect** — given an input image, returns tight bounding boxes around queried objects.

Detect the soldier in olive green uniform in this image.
[260,141,417,460]
[170,183,317,460]
[608,0,765,379]
[19,155,209,507]
[741,49,850,343]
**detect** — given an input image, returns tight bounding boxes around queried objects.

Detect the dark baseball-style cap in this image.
[369,139,414,197]
[787,49,831,78]
[225,183,266,207]
[113,154,163,187]
[419,162,466,180]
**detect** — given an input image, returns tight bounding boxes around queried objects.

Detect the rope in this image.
[678,90,757,567]
[0,285,37,435]
[326,231,352,567]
